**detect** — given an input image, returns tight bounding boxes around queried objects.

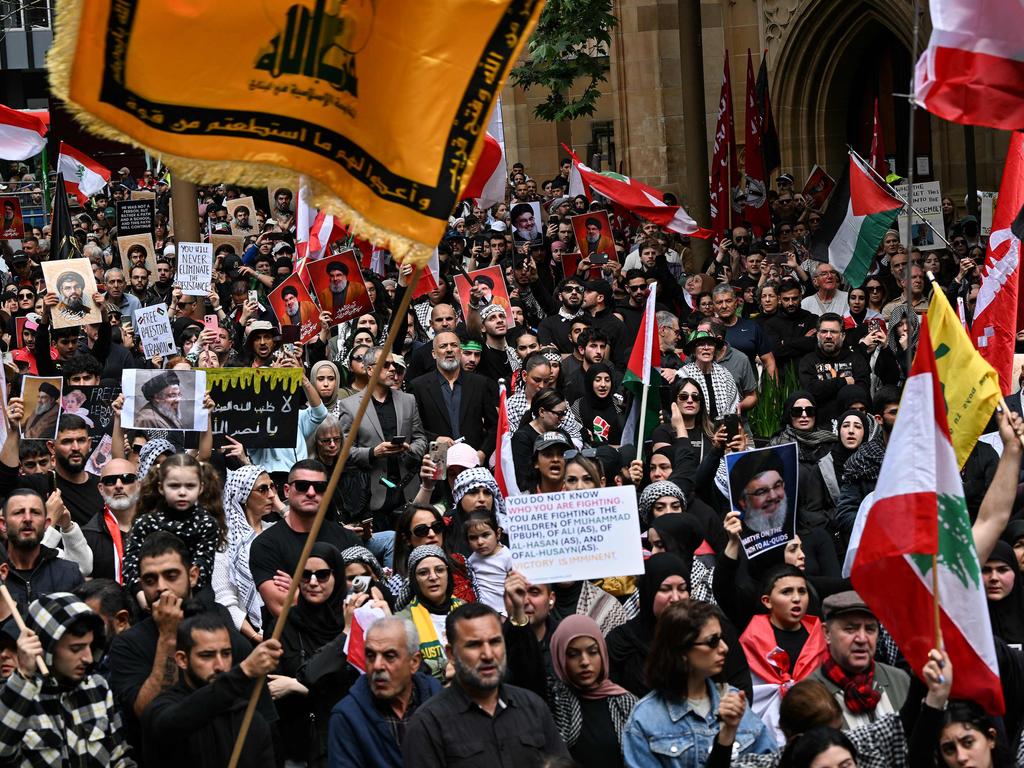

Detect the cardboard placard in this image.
[135,303,177,358]
[452,264,511,321]
[21,376,63,439]
[505,486,645,584]
[122,369,208,431]
[205,367,302,447]
[725,442,799,559]
[801,165,836,212]
[41,258,103,328]
[1,196,25,240]
[116,199,155,236]
[268,274,321,343]
[61,383,121,441]
[895,181,945,251]
[209,234,244,258]
[306,249,371,324]
[117,232,159,276]
[177,242,214,296]
[226,195,258,237]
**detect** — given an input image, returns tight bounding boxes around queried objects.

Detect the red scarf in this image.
[103,507,126,584]
[822,656,881,714]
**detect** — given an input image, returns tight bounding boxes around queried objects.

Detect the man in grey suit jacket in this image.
[339,346,427,527]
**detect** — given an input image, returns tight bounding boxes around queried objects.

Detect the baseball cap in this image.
[447,443,480,471]
[533,431,572,454]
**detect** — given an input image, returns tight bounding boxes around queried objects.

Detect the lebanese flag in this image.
[461,133,506,209]
[343,602,388,674]
[295,177,315,258]
[491,383,521,498]
[307,210,349,260]
[564,147,713,238]
[850,318,1004,715]
[57,142,110,204]
[411,249,440,298]
[824,152,902,287]
[972,131,1024,393]
[710,54,741,237]
[868,98,888,177]
[915,0,1024,131]
[621,284,662,447]
[0,104,47,161]
[742,50,772,236]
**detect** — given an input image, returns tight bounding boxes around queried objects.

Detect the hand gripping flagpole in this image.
[0,584,48,675]
[227,265,423,768]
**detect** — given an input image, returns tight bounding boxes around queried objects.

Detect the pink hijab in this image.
[550,614,630,700]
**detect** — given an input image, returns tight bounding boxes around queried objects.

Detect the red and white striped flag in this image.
[295,177,315,258]
[0,104,47,161]
[492,383,521,498]
[57,142,110,204]
[307,210,349,260]
[461,133,506,210]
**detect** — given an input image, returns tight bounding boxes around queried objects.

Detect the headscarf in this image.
[577,362,622,445]
[310,360,342,415]
[341,545,383,581]
[637,553,690,637]
[550,615,630,700]
[650,514,704,562]
[290,542,347,647]
[832,409,872,479]
[638,481,687,529]
[887,304,920,363]
[986,541,1024,645]
[222,465,271,626]
[136,438,176,483]
[452,468,508,527]
[772,390,837,458]
[407,545,454,613]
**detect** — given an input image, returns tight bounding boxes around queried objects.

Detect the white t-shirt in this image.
[468,547,515,615]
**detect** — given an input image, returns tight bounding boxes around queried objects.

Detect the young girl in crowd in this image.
[465,510,513,615]
[122,453,223,595]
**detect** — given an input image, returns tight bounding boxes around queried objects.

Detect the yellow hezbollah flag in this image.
[927,282,1001,468]
[48,0,543,265]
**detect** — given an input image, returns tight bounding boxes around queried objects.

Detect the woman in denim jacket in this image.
[623,601,776,766]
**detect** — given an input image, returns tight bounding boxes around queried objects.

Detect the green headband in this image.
[461,340,483,352]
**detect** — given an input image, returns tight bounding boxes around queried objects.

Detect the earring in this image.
[548,600,554,607]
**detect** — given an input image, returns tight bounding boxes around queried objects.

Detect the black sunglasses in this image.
[677,391,702,402]
[101,473,138,486]
[301,568,333,583]
[412,521,446,538]
[790,406,816,418]
[130,443,146,454]
[565,448,597,460]
[690,633,724,649]
[291,479,328,494]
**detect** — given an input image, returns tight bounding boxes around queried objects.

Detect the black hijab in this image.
[650,515,703,563]
[986,541,1024,645]
[638,553,691,637]
[578,362,623,444]
[832,408,871,478]
[289,543,348,648]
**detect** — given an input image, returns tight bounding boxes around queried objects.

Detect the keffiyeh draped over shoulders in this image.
[224,465,272,627]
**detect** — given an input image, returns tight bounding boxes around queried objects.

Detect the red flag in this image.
[709,54,740,237]
[972,132,1024,392]
[743,50,771,236]
[491,383,521,498]
[461,133,506,209]
[869,98,888,177]
[307,211,349,260]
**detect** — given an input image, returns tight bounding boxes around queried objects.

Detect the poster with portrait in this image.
[570,210,616,262]
[61,383,121,442]
[267,184,296,228]
[21,376,63,439]
[509,201,543,245]
[895,181,944,251]
[452,265,511,322]
[84,434,115,476]
[268,274,320,343]
[40,258,103,329]
[0,196,25,241]
[226,196,258,237]
[725,442,799,559]
[121,369,208,432]
[117,232,159,276]
[801,165,836,212]
[306,249,371,324]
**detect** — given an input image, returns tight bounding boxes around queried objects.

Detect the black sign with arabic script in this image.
[205,368,303,448]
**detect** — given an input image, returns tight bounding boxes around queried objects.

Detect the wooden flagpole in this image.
[227,265,423,768]
[0,584,48,675]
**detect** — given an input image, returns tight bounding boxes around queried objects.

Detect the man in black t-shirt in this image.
[248,459,361,628]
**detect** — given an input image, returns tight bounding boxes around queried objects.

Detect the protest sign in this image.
[226,196,258,237]
[84,434,114,476]
[505,486,645,584]
[21,376,63,439]
[453,265,511,322]
[177,242,213,296]
[510,201,543,246]
[725,442,799,559]
[122,369,208,431]
[41,258,103,328]
[895,180,945,250]
[570,210,616,262]
[130,189,156,201]
[269,275,321,343]
[116,199,155,236]
[135,303,176,359]
[306,249,371,324]
[980,191,998,237]
[62,384,120,441]
[1,196,25,240]
[205,368,302,447]
[117,232,158,275]
[802,165,836,212]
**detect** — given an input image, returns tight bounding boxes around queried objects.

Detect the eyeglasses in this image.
[691,633,724,649]
[100,473,138,486]
[677,391,702,403]
[253,482,276,495]
[565,448,597,460]
[790,406,815,418]
[301,568,333,583]
[563,286,584,294]
[746,479,785,499]
[291,479,328,494]
[317,436,341,445]
[412,521,446,538]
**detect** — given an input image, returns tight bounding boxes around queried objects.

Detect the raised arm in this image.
[974,409,1024,565]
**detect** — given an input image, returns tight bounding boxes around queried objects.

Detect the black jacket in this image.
[2,544,84,610]
[797,347,871,424]
[408,370,499,456]
[762,308,819,368]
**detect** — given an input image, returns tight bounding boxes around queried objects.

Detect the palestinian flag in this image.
[849,318,1004,715]
[621,284,661,447]
[821,152,902,287]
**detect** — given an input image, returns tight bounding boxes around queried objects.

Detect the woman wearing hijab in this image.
[833,409,870,481]
[212,464,280,642]
[886,304,919,384]
[984,541,1024,646]
[548,615,638,767]
[397,544,465,682]
[648,513,715,604]
[770,391,839,536]
[574,362,623,445]
[309,360,343,418]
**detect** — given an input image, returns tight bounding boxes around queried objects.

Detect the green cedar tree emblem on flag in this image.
[908,494,980,591]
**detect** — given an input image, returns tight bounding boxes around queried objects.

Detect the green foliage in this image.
[510,0,617,122]
[748,363,800,439]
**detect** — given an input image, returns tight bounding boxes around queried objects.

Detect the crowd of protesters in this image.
[0,154,1020,768]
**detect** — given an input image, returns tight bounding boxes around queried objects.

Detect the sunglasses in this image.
[253,482,276,495]
[628,284,647,292]
[317,436,341,445]
[565,448,597,460]
[691,633,725,649]
[790,406,816,418]
[18,292,34,299]
[866,286,884,293]
[101,473,138,486]
[291,479,328,494]
[130,443,146,454]
[563,286,584,294]
[677,391,702,402]
[412,521,446,538]
[301,568,333,583]
[350,354,364,363]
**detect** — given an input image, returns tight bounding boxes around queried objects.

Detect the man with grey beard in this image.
[82,459,141,582]
[408,331,499,464]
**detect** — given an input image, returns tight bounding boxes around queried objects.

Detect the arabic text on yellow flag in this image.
[48,0,543,265]
[927,284,1001,468]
